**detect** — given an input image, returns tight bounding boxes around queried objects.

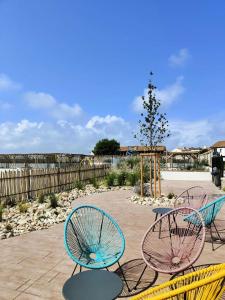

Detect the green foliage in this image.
[0,203,4,222]
[192,161,205,171]
[89,177,100,189]
[38,193,46,204]
[116,157,140,170]
[93,138,120,155]
[134,72,170,147]
[5,223,13,231]
[18,201,29,213]
[105,172,117,187]
[127,172,139,186]
[48,193,58,208]
[167,192,176,199]
[117,171,127,186]
[73,181,85,190]
[5,197,16,207]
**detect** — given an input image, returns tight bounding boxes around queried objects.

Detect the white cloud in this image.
[24,91,82,119]
[167,118,223,149]
[0,115,133,153]
[133,76,185,112]
[53,103,82,119]
[155,76,185,106]
[24,92,56,109]
[168,48,191,67]
[0,73,21,91]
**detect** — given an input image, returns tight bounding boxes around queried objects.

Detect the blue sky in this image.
[0,0,225,153]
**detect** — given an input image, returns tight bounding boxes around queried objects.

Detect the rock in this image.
[6,231,13,238]
[0,233,6,239]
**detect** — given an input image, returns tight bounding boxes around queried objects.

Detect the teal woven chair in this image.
[64,205,125,275]
[185,195,225,250]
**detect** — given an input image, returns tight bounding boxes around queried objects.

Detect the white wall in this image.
[161,171,211,181]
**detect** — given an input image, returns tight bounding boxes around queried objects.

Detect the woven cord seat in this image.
[64,205,125,273]
[131,263,225,300]
[175,186,208,210]
[142,207,205,274]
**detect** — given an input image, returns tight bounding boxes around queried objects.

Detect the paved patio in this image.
[0,180,224,299]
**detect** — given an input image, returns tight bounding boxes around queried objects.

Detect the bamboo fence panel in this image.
[0,164,109,203]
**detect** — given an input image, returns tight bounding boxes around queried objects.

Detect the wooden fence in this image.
[0,164,109,202]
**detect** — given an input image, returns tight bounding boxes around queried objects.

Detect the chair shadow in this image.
[115,258,158,298]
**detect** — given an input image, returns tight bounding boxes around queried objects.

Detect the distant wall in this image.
[161,171,211,181]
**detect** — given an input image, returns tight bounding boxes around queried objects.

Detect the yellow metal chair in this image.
[131,263,225,300]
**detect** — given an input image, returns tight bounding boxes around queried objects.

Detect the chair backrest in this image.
[175,186,208,209]
[64,205,125,269]
[142,207,205,274]
[197,194,225,226]
[131,263,225,300]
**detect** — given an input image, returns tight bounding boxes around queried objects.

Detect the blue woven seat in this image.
[185,195,225,250]
[64,205,125,272]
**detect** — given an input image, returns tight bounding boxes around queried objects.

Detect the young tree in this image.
[134,72,170,147]
[93,138,120,155]
[134,72,170,196]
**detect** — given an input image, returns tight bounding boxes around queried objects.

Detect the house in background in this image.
[211,141,225,160]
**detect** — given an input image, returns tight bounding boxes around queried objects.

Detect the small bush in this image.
[0,204,4,222]
[5,223,13,231]
[117,171,127,186]
[18,201,29,213]
[89,178,100,189]
[127,172,139,186]
[38,194,46,204]
[167,192,176,199]
[48,193,58,208]
[73,181,85,190]
[5,197,16,207]
[105,172,117,187]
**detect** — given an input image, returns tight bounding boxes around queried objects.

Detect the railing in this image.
[0,164,109,202]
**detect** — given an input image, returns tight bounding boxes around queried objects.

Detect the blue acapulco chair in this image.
[185,194,225,251]
[64,205,125,276]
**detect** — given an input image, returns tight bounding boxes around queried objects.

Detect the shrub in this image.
[73,181,85,190]
[126,157,140,169]
[117,171,127,186]
[89,178,100,189]
[167,192,176,199]
[105,172,117,187]
[48,193,58,208]
[127,172,139,186]
[5,223,13,231]
[38,193,46,204]
[5,197,16,207]
[18,201,29,213]
[0,204,4,222]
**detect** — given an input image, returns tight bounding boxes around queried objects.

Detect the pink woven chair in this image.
[142,207,205,274]
[175,186,208,210]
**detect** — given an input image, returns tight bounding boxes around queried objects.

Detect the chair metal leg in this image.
[71,263,78,277]
[209,226,215,251]
[153,213,158,232]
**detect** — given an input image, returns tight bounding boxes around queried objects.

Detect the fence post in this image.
[78,163,81,182]
[57,167,60,192]
[27,168,31,200]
